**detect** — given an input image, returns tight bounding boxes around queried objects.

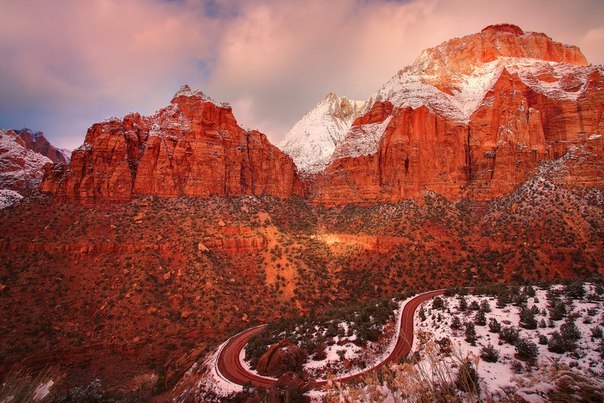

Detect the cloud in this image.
[0,0,602,150]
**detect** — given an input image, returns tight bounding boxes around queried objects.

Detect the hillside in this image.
[327,282,603,402]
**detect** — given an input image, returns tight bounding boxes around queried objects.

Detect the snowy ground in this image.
[412,284,604,400]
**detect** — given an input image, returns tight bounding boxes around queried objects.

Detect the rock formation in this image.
[0,128,53,198]
[256,339,307,377]
[309,24,603,205]
[41,86,304,204]
[15,129,69,163]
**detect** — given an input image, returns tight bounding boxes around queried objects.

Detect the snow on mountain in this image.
[279,26,598,174]
[278,93,366,174]
[0,128,53,208]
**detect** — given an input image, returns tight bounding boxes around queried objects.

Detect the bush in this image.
[480,344,499,363]
[432,296,444,310]
[465,322,477,345]
[479,299,491,313]
[499,326,519,345]
[451,315,462,330]
[547,321,580,354]
[564,281,586,299]
[457,297,468,312]
[469,300,480,311]
[488,318,501,333]
[474,310,486,326]
[549,301,567,321]
[591,326,603,339]
[519,307,538,329]
[560,318,581,342]
[538,334,548,345]
[548,331,572,353]
[516,338,539,361]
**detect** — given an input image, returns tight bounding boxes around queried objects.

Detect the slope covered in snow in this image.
[0,128,53,208]
[278,93,365,174]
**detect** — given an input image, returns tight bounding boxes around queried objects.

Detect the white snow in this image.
[412,285,604,399]
[278,93,366,174]
[32,379,54,401]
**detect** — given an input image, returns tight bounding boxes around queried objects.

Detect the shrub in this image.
[548,331,571,353]
[538,334,548,345]
[564,281,586,299]
[432,296,444,310]
[516,338,539,361]
[549,301,567,321]
[469,300,480,311]
[465,322,477,345]
[474,310,486,326]
[496,292,509,309]
[488,318,501,333]
[451,315,462,330]
[457,297,468,312]
[499,326,519,345]
[519,307,538,329]
[480,344,499,363]
[591,326,603,339]
[479,299,491,313]
[560,317,581,342]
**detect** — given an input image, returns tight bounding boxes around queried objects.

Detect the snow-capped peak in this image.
[278,93,366,174]
[172,84,229,108]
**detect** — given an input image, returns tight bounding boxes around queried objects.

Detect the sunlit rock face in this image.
[42,86,304,204]
[310,24,602,205]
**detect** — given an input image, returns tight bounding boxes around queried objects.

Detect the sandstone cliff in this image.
[15,129,69,163]
[311,24,603,205]
[42,86,304,203]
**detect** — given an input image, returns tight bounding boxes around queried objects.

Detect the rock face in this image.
[0,128,53,198]
[42,86,304,204]
[15,129,69,163]
[310,24,603,205]
[256,339,306,377]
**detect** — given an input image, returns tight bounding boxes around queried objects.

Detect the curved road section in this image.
[216,289,444,389]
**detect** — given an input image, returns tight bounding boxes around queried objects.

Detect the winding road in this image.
[216,289,444,389]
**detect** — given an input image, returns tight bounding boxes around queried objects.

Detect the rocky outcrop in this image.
[15,129,69,163]
[311,24,603,205]
[0,128,52,197]
[42,86,304,204]
[256,339,307,377]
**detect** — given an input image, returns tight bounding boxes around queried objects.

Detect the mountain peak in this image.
[171,85,229,109]
[279,94,365,174]
[481,23,524,36]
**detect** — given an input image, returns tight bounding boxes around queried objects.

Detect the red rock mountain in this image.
[42,86,304,204]
[41,25,602,205]
[15,129,69,163]
[308,24,603,204]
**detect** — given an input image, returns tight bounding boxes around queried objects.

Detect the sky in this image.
[0,0,603,150]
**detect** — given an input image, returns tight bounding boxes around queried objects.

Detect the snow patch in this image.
[279,93,366,174]
[0,189,23,209]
